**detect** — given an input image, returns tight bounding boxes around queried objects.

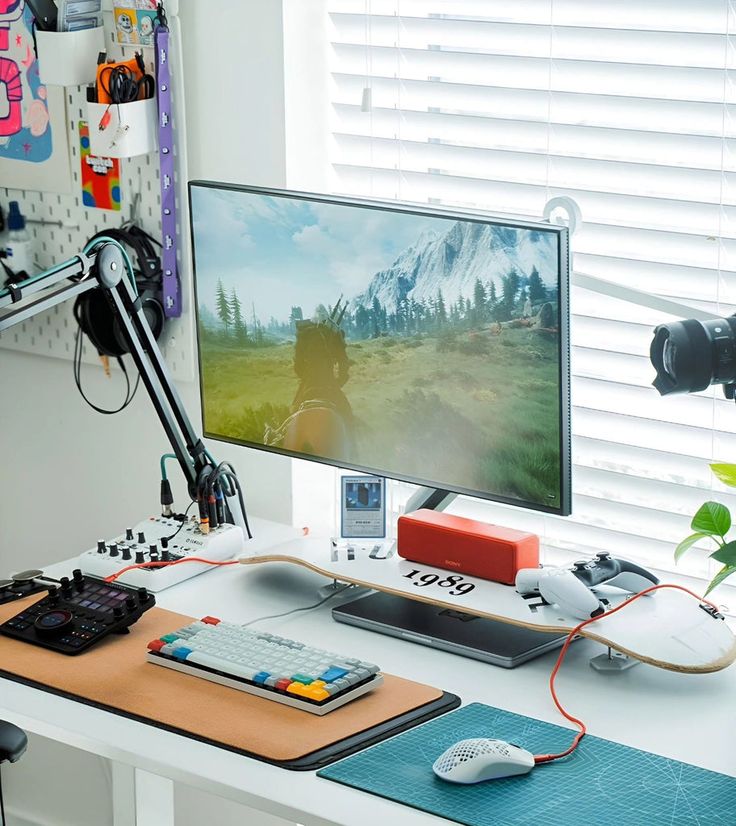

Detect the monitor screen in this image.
[189,183,571,515]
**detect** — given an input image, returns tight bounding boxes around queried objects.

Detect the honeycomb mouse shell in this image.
[432,738,535,784]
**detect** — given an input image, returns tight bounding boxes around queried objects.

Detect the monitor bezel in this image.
[188,181,572,516]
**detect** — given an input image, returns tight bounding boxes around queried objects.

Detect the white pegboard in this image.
[0,8,195,382]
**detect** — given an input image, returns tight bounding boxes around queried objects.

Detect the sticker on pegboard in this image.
[79,121,121,211]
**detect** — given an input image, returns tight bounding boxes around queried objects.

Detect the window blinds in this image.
[326,0,736,579]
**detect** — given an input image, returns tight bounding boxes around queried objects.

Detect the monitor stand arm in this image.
[0,242,212,502]
[404,486,456,514]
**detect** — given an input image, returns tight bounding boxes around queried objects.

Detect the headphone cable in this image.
[73,324,140,415]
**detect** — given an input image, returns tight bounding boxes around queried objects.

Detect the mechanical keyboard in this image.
[79,516,244,592]
[146,616,384,714]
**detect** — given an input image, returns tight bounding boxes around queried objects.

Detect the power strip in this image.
[79,516,245,592]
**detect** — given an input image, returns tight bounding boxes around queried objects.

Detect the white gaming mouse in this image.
[432,738,535,784]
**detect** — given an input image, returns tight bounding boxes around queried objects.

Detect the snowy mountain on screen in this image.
[353,220,558,312]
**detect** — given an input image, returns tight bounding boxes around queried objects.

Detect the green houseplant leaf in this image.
[704,564,736,596]
[691,501,731,537]
[710,463,736,488]
[674,532,709,562]
[710,541,736,567]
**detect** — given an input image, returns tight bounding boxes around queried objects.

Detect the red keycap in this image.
[201,616,221,625]
[147,639,166,652]
[275,678,292,691]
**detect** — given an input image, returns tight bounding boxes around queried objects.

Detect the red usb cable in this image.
[533,583,719,765]
[103,557,240,583]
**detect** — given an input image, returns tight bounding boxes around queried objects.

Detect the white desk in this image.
[1,525,735,826]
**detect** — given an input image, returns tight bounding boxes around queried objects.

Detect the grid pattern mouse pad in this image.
[318,703,736,826]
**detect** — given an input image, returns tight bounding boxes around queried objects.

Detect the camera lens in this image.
[651,316,736,395]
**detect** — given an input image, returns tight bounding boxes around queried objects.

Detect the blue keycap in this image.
[321,667,349,683]
[172,647,192,660]
[253,671,271,684]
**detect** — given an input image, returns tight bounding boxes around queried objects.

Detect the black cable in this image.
[163,499,196,543]
[203,461,251,539]
[73,325,140,415]
[99,64,152,104]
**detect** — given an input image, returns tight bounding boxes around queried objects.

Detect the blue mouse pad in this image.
[318,703,736,826]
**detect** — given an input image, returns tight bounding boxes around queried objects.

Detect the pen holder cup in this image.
[87,98,158,158]
[36,27,105,87]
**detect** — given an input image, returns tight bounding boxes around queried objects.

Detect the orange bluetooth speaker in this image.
[397,509,539,585]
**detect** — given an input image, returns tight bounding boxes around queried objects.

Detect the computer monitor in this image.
[189,183,571,516]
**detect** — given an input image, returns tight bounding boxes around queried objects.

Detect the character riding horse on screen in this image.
[265,297,355,460]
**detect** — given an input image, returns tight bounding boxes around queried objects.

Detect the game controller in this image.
[515,552,659,620]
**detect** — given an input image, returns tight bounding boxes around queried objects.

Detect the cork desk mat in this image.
[0,597,460,770]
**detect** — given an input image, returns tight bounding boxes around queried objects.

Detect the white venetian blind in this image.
[324,0,736,579]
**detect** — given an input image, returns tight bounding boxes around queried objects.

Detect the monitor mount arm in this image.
[0,241,209,501]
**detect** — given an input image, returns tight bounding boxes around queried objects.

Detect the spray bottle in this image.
[5,202,35,278]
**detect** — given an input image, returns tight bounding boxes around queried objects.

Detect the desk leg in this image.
[111,762,136,826]
[111,762,175,826]
[134,768,175,826]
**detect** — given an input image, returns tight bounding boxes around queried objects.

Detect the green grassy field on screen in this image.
[200,326,561,509]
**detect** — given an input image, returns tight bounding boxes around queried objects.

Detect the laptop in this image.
[332,590,569,668]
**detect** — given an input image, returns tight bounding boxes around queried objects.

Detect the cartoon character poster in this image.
[113,0,157,45]
[0,1,72,193]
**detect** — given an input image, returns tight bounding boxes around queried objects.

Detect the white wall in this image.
[180,0,287,189]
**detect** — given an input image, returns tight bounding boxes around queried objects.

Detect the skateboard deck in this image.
[239,534,736,673]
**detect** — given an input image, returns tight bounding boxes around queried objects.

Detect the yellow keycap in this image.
[287,682,309,696]
[310,680,326,689]
[307,688,330,701]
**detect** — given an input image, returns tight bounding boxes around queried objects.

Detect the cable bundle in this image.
[196,461,251,538]
[98,60,154,105]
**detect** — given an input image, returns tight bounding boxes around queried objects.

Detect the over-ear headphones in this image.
[74,226,166,357]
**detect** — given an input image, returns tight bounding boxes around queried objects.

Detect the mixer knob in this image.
[109,543,119,558]
[125,597,137,612]
[72,569,85,592]
[135,551,145,565]
[60,577,73,597]
[161,549,171,562]
[113,606,124,619]
[161,537,169,549]
[125,528,134,541]
[137,587,149,604]
[47,586,60,605]
[97,540,106,554]
[121,547,132,561]
[137,531,146,544]
[149,544,159,561]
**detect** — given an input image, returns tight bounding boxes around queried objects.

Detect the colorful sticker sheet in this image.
[79,121,121,211]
